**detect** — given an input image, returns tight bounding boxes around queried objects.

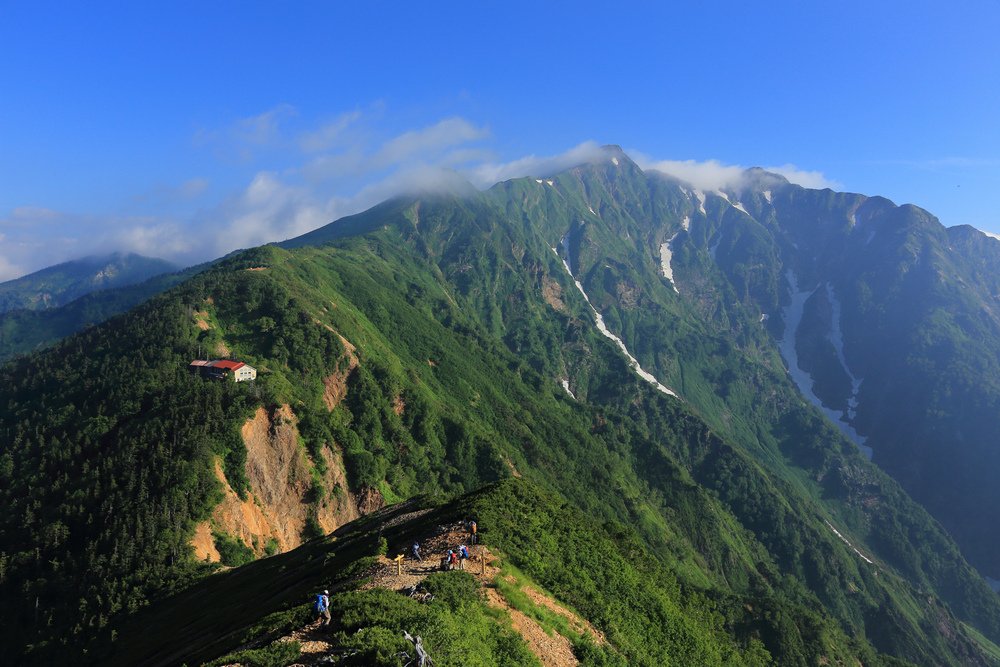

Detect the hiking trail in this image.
[237,520,605,667]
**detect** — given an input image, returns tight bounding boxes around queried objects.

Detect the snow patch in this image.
[553,246,677,398]
[546,179,554,186]
[693,190,707,215]
[715,190,731,203]
[611,157,620,166]
[759,313,769,323]
[561,379,576,399]
[763,190,772,204]
[733,201,749,216]
[779,272,872,458]
[588,206,596,215]
[681,215,690,231]
[535,179,543,184]
[659,235,681,293]
[825,520,875,565]
[980,228,1000,242]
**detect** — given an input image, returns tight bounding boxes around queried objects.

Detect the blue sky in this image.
[1,1,998,279]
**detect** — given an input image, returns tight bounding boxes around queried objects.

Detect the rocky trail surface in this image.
[229,520,604,667]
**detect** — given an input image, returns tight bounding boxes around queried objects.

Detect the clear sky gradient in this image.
[1,1,998,278]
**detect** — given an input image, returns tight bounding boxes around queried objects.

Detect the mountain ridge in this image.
[0,251,177,313]
[3,148,1000,664]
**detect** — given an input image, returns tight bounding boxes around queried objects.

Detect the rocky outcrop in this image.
[356,486,386,514]
[322,334,359,411]
[190,404,363,560]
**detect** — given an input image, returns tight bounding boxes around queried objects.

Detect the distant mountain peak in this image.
[0,251,177,314]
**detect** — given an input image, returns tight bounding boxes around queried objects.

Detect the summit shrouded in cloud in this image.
[0,112,840,282]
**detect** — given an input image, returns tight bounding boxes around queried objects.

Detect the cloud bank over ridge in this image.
[632,154,840,191]
[0,108,839,281]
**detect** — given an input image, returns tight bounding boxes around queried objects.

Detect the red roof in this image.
[189,360,212,367]
[211,360,246,371]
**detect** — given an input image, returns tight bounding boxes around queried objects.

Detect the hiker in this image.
[458,544,469,569]
[314,589,331,626]
[449,549,459,570]
[412,540,423,561]
[440,552,450,571]
[469,519,478,545]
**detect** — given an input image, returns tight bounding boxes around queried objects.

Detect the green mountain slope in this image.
[626,164,1000,580]
[2,151,1000,665]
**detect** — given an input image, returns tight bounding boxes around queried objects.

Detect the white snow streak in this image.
[693,189,707,215]
[659,236,680,293]
[779,271,872,458]
[588,205,596,215]
[611,157,620,166]
[825,520,875,565]
[546,179,554,186]
[763,190,773,204]
[659,216,689,292]
[553,242,676,398]
[535,179,543,184]
[561,379,576,399]
[715,190,731,203]
[733,201,749,216]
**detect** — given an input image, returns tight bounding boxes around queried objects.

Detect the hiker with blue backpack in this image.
[314,589,331,626]
[458,544,470,569]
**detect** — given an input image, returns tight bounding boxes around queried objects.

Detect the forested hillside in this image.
[3,149,1000,665]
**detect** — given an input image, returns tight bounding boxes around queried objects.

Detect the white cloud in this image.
[300,117,491,184]
[195,104,298,162]
[765,163,839,189]
[236,104,297,146]
[632,157,748,191]
[464,141,607,187]
[298,110,363,153]
[373,117,490,166]
[0,207,200,280]
[204,172,340,253]
[633,153,839,191]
